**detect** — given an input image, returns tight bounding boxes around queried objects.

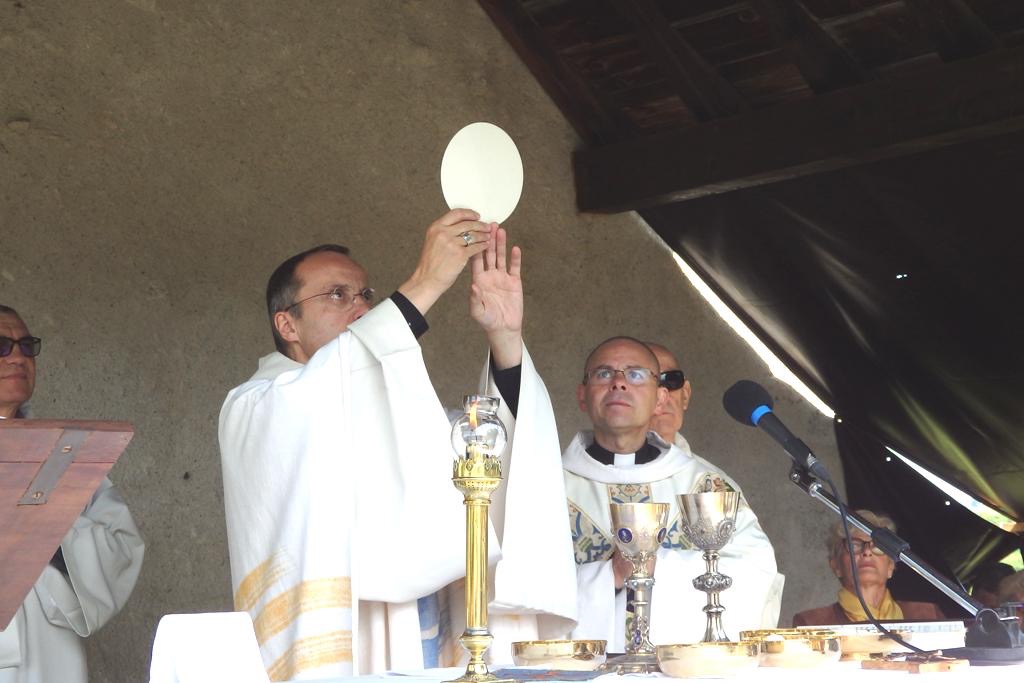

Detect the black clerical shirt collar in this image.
[585,439,661,466]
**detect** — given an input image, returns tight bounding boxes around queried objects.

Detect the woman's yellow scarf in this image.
[838,587,904,622]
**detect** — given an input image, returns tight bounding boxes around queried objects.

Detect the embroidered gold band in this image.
[267,629,353,681]
[235,550,291,613]
[253,576,352,645]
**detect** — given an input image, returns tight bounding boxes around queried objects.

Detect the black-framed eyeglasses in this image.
[285,286,375,312]
[583,366,658,386]
[0,336,42,358]
[844,539,885,556]
[659,369,686,390]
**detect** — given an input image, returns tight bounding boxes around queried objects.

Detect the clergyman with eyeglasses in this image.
[559,336,780,648]
[218,210,577,680]
[0,304,145,683]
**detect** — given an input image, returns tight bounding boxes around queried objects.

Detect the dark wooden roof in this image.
[481,0,1024,211]
[482,0,1023,140]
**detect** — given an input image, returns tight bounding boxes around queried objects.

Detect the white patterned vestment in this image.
[563,430,783,650]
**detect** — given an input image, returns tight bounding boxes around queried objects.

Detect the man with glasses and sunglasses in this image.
[219,211,576,680]
[561,336,780,649]
[0,305,144,683]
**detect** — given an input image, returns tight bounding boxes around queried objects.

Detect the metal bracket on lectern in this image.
[18,429,89,505]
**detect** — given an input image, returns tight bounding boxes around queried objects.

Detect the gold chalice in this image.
[604,502,670,674]
[677,491,740,643]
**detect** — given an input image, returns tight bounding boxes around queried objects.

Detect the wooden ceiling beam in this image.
[903,0,1000,62]
[574,45,1024,213]
[476,0,633,144]
[663,1,754,30]
[817,0,903,27]
[756,0,871,93]
[608,0,749,121]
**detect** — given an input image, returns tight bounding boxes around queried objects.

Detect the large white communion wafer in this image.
[440,122,523,224]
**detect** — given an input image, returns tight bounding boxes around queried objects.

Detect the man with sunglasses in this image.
[219,211,575,680]
[561,336,780,649]
[645,343,691,443]
[0,305,144,683]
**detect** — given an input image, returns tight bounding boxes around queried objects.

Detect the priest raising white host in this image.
[218,211,577,681]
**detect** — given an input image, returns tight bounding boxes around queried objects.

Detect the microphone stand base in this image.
[943,609,1024,665]
[941,646,1024,665]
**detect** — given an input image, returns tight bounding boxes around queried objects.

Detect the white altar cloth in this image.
[295,661,1024,683]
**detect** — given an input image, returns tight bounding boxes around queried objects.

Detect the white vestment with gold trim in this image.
[563,431,782,651]
[219,300,576,681]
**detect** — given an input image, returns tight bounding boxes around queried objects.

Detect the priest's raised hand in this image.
[398,208,493,317]
[470,224,524,370]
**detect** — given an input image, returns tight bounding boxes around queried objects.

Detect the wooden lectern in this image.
[0,420,133,630]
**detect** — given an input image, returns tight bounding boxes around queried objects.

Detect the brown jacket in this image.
[792,600,945,627]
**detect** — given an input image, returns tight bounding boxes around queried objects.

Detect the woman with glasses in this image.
[792,509,943,626]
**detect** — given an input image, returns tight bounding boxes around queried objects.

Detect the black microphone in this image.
[723,380,831,480]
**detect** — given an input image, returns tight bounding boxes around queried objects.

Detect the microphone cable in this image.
[825,475,926,654]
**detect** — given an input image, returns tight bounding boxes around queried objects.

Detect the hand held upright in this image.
[399,209,490,316]
[469,225,523,370]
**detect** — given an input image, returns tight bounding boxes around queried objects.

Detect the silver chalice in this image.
[604,502,670,674]
[677,491,741,643]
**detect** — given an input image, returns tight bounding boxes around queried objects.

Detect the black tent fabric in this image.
[642,130,1024,602]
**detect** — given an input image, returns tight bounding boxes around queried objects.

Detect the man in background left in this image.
[0,305,145,683]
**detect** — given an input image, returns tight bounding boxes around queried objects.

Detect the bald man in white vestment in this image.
[0,306,145,683]
[562,337,779,650]
[219,212,576,681]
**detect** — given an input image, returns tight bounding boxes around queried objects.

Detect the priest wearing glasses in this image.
[0,305,144,683]
[219,210,576,681]
[562,336,779,649]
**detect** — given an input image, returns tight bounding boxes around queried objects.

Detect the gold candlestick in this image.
[447,396,512,683]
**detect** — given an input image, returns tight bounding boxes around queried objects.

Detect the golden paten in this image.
[656,641,760,678]
[511,639,607,670]
[740,629,842,668]
[793,625,912,660]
